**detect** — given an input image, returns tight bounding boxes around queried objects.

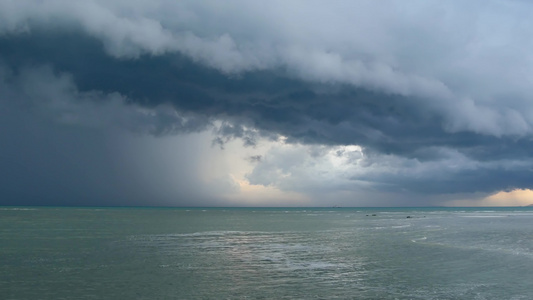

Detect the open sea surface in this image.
[2,206,533,299]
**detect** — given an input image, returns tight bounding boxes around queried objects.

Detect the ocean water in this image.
[1,207,533,299]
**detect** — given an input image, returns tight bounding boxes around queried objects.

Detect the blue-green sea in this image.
[2,206,533,299]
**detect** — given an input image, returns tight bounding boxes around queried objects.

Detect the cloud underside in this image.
[1,1,533,206]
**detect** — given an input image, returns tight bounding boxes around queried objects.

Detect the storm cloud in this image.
[1,0,533,206]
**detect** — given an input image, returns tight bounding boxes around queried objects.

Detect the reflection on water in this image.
[2,207,533,299]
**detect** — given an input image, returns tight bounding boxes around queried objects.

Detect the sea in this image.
[1,207,533,299]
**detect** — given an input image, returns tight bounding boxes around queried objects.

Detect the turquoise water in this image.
[2,207,533,299]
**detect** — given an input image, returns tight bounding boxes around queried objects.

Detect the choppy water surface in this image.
[2,207,533,299]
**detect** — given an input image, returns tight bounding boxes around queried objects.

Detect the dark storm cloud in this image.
[3,29,531,161]
[354,153,533,194]
[1,0,533,203]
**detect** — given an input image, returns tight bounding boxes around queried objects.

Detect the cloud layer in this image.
[1,0,533,206]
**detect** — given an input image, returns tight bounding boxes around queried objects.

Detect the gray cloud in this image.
[1,0,533,205]
[0,63,211,135]
[247,155,262,163]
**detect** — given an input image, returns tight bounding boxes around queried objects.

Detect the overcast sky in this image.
[1,0,533,207]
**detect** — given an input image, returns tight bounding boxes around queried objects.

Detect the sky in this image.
[1,0,533,207]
